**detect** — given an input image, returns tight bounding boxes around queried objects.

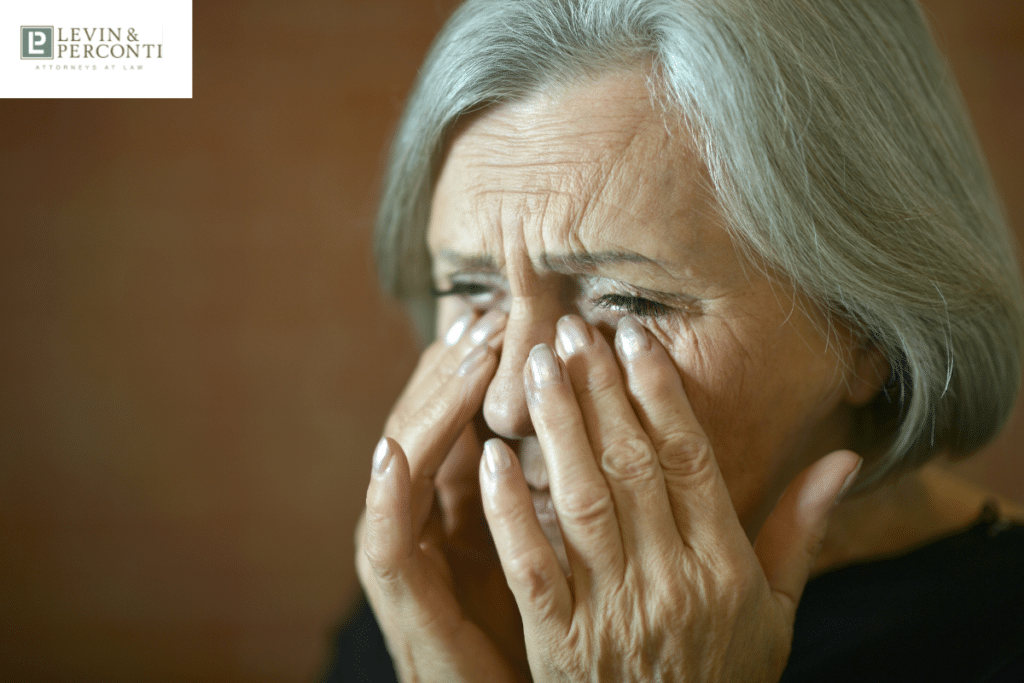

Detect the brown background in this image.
[1,1,1021,681]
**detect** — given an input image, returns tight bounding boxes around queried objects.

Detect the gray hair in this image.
[374,0,1024,486]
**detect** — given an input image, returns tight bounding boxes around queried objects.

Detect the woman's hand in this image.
[355,310,531,683]
[479,315,861,682]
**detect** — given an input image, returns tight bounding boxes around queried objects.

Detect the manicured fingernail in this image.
[528,344,561,387]
[557,315,591,355]
[457,343,489,376]
[444,313,472,345]
[484,439,511,477]
[835,458,863,504]
[469,310,506,345]
[616,317,649,360]
[372,438,393,477]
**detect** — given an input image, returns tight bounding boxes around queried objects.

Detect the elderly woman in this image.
[328,0,1024,681]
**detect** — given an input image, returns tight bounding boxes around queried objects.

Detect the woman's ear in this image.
[846,341,890,407]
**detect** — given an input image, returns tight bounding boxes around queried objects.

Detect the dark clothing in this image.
[781,504,1024,683]
[324,506,1024,682]
[323,597,398,683]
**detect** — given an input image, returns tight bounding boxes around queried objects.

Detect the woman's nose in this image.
[482,298,561,438]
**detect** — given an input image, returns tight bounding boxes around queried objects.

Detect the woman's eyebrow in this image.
[434,249,663,274]
[433,250,499,273]
[541,250,663,273]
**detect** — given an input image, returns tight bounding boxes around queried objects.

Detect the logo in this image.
[5,1,191,98]
[21,26,53,59]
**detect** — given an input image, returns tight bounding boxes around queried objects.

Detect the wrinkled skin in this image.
[355,70,884,682]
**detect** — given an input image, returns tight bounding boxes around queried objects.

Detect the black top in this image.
[323,506,1024,682]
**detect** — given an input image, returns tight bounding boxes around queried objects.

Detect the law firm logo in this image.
[21,26,53,59]
[5,0,191,97]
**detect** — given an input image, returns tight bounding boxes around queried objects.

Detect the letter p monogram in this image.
[21,26,54,59]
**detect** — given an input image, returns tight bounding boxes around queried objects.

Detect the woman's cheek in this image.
[655,317,770,487]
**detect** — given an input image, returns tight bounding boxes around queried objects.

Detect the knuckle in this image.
[360,530,390,571]
[360,517,409,586]
[362,543,405,588]
[600,434,658,482]
[659,432,715,480]
[710,555,761,613]
[724,559,760,597]
[804,526,828,564]
[507,548,560,616]
[559,486,615,527]
[655,576,690,620]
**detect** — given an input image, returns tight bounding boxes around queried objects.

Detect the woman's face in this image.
[427,71,879,535]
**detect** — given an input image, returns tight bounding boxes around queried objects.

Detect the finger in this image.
[387,309,506,430]
[754,450,862,622]
[614,316,744,550]
[434,424,486,537]
[524,343,624,590]
[554,315,679,557]
[385,313,470,413]
[479,439,573,641]
[396,311,504,475]
[361,438,419,600]
[392,309,504,406]
[407,343,497,531]
[386,312,505,530]
[361,438,522,683]
[362,438,460,630]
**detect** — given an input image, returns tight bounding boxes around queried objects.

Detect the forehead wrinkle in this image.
[507,188,557,294]
[446,93,678,263]
[472,103,649,156]
[436,167,701,286]
[430,72,731,293]
[562,118,682,261]
[520,134,653,267]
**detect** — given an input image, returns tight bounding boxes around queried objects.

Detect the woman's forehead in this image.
[427,72,730,278]
[442,72,680,178]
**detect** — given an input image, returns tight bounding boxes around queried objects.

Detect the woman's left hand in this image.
[479,315,861,682]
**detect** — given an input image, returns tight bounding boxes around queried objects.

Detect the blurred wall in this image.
[0,1,1021,681]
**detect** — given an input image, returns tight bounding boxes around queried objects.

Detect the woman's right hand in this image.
[355,310,530,683]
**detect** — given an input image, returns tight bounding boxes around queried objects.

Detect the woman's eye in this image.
[431,282,493,298]
[595,294,672,318]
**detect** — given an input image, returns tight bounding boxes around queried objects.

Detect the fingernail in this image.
[444,313,472,345]
[372,438,393,477]
[484,439,511,477]
[557,315,591,355]
[469,310,506,345]
[616,317,649,360]
[529,344,561,387]
[834,458,863,505]
[457,343,489,376]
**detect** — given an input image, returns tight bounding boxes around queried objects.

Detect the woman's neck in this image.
[812,463,1023,576]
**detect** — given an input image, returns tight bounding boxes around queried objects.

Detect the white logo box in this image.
[3,0,191,98]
